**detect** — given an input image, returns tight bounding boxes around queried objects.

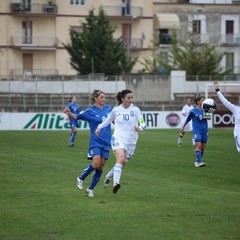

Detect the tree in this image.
[141,26,227,77]
[139,36,162,73]
[63,7,136,75]
[162,32,225,76]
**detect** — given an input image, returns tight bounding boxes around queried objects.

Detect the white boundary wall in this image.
[0,111,213,130]
[205,83,240,99]
[0,80,126,94]
[170,71,240,100]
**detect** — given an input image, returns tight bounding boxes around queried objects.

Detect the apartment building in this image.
[0,0,240,77]
[154,0,240,74]
[0,0,153,77]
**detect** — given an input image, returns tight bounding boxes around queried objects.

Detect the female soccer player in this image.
[214,81,240,153]
[95,89,146,194]
[67,96,80,147]
[180,97,211,167]
[178,98,195,146]
[64,90,112,197]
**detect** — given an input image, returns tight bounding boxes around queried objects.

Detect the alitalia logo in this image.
[23,113,89,130]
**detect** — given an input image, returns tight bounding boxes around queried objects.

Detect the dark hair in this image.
[116,89,133,105]
[69,96,74,102]
[194,96,204,105]
[91,89,104,103]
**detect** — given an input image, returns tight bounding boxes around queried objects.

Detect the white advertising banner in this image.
[0,112,213,130]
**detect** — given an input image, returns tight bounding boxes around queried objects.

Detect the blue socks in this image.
[79,164,103,190]
[79,164,94,180]
[69,132,77,144]
[195,149,201,163]
[89,169,103,190]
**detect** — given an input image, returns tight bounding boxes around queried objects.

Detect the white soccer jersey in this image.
[181,104,194,131]
[182,104,194,116]
[217,91,240,137]
[98,103,144,144]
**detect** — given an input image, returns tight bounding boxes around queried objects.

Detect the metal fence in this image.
[1,73,240,112]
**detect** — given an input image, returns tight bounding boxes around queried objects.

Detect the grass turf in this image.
[0,129,240,240]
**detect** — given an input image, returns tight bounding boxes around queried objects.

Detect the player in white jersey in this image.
[214,81,240,153]
[95,89,146,194]
[178,98,195,146]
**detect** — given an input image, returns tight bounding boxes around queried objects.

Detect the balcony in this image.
[221,34,240,46]
[171,31,240,47]
[102,5,143,18]
[11,35,58,50]
[10,1,57,16]
[9,69,58,77]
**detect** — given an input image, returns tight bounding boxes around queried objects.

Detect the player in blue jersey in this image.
[67,96,80,147]
[64,90,112,197]
[180,97,211,167]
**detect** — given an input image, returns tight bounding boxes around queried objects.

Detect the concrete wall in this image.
[1,71,240,102]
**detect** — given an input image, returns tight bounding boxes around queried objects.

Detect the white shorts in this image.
[182,121,193,132]
[111,136,136,162]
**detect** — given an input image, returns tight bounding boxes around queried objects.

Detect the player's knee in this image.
[117,157,125,165]
[92,159,101,169]
[92,162,100,169]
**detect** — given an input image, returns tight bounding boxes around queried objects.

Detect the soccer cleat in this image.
[69,143,74,147]
[86,188,94,197]
[195,162,206,168]
[103,178,111,188]
[77,177,84,190]
[113,183,121,194]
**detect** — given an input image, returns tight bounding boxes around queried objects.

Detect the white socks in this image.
[113,164,123,186]
[106,167,114,180]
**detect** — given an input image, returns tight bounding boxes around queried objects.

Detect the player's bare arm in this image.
[64,106,77,119]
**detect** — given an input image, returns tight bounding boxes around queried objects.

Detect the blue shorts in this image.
[193,131,208,144]
[69,119,79,129]
[87,141,111,160]
[87,146,110,160]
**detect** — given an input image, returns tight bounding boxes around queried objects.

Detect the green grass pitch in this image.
[0,129,240,240]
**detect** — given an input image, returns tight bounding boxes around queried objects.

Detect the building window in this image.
[225,21,234,44]
[70,0,85,5]
[226,20,234,34]
[22,21,32,44]
[192,20,201,34]
[159,29,171,45]
[221,15,239,45]
[22,0,31,11]
[121,0,130,16]
[225,52,234,73]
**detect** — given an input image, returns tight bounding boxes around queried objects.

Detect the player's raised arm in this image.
[213,81,219,91]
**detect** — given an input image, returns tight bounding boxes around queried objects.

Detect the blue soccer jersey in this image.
[76,105,112,148]
[68,101,80,128]
[185,107,209,143]
[186,108,208,133]
[68,102,80,114]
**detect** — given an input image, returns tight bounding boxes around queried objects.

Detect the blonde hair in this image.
[91,90,104,103]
